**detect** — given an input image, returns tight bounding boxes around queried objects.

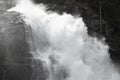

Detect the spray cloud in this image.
[8,0,120,80]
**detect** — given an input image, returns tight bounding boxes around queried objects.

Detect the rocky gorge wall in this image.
[0,0,47,80]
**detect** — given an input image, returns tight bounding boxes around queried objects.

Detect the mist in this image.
[8,0,120,80]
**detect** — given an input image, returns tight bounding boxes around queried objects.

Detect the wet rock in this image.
[0,0,49,80]
[0,0,34,79]
[0,11,34,80]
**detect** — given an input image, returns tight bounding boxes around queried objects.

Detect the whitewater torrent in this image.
[8,0,120,80]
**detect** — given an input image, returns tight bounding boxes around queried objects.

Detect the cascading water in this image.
[8,0,120,80]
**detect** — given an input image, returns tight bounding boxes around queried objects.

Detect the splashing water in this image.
[8,0,120,80]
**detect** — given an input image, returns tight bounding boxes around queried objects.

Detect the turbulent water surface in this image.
[8,0,120,80]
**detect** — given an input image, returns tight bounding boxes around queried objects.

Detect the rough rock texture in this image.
[0,0,48,80]
[0,1,32,80]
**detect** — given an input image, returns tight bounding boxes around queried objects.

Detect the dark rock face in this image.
[0,0,48,80]
[0,0,15,14]
[32,0,120,64]
[0,12,33,80]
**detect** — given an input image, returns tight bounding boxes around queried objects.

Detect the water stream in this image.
[8,0,120,80]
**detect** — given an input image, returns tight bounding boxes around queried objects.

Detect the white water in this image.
[8,0,120,80]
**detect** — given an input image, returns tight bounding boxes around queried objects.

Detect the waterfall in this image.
[8,0,120,80]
